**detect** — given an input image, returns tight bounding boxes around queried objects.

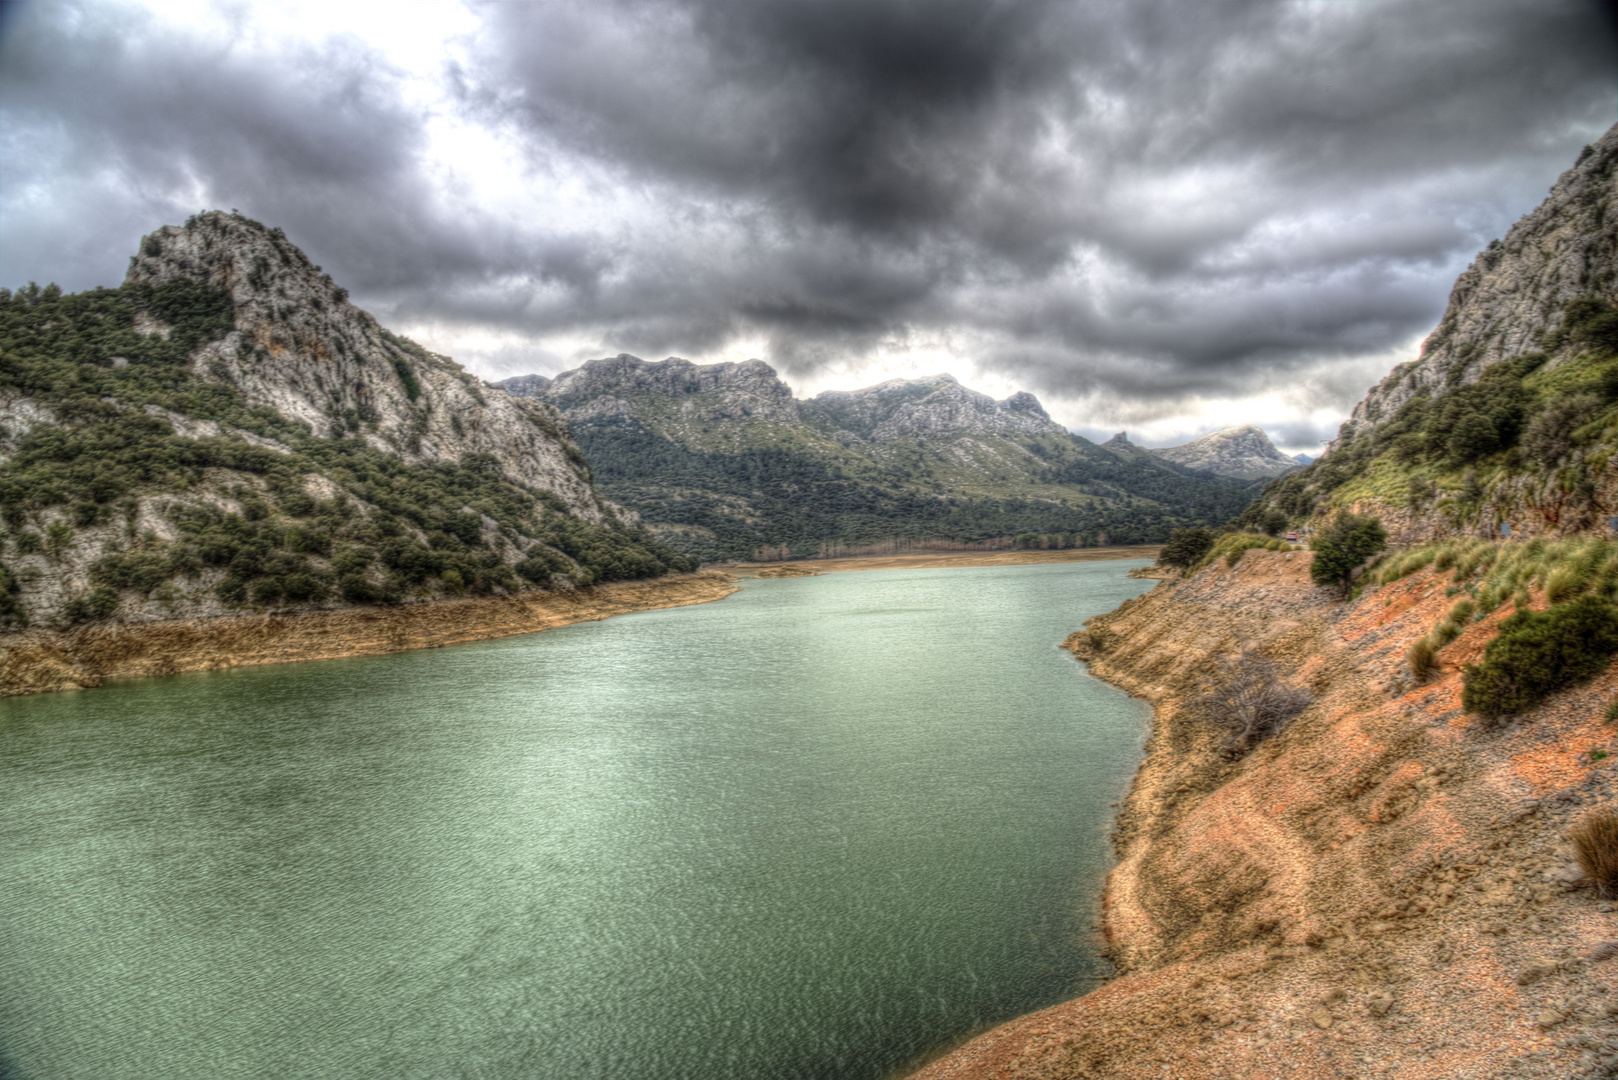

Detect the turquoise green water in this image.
[0,560,1152,1080]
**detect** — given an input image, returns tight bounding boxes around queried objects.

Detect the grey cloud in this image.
[2,0,1614,439]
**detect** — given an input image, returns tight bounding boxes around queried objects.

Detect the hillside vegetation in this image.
[0,217,693,629]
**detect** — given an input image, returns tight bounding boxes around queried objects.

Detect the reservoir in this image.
[1,560,1153,1079]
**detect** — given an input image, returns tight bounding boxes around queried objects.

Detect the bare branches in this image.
[1185,649,1311,759]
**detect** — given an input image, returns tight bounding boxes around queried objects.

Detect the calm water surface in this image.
[1,560,1153,1079]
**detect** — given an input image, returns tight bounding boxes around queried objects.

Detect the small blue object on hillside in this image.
[1500,523,1512,537]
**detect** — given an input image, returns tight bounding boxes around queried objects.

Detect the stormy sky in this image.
[2,1,1614,452]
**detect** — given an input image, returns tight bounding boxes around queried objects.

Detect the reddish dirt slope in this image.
[913,550,1618,1080]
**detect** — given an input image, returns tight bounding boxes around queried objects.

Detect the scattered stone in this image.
[1520,963,1559,987]
[1539,1008,1568,1029]
[1311,1007,1334,1029]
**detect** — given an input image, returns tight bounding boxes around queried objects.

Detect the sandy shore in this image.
[723,544,1160,576]
[1,571,738,697]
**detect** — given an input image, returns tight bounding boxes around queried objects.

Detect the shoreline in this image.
[0,571,739,698]
[721,544,1160,576]
[912,548,1618,1078]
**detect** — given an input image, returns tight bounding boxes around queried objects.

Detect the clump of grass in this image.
[1605,700,1618,723]
[1571,812,1618,899]
[1409,597,1477,681]
[1193,533,1295,573]
[1409,637,1438,681]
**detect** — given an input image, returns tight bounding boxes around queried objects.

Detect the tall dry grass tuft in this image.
[1571,812,1618,899]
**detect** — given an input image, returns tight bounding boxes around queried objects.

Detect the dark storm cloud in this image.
[2,0,1615,437]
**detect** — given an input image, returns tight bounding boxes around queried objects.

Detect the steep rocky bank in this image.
[0,571,735,697]
[914,549,1618,1079]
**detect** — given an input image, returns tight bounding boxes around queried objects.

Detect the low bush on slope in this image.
[1462,596,1618,720]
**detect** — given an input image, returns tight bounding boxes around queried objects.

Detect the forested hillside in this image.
[0,215,693,630]
[504,361,1254,561]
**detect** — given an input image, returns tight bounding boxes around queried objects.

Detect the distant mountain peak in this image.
[1150,425,1300,480]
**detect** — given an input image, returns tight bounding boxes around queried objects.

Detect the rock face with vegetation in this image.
[1151,424,1302,481]
[501,358,1253,561]
[0,213,694,634]
[1248,124,1618,543]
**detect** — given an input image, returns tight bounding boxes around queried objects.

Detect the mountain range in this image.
[499,359,1257,561]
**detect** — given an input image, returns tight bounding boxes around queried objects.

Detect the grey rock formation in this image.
[1332,123,1618,450]
[1151,426,1301,480]
[522,355,802,426]
[129,213,603,520]
[505,358,1066,443]
[809,374,1066,442]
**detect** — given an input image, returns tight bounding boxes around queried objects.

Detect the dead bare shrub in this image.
[1572,811,1618,899]
[1186,650,1312,759]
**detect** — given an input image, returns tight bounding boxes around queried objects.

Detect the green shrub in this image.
[60,586,119,624]
[0,563,28,628]
[1159,527,1215,568]
[1462,596,1618,719]
[1310,513,1388,589]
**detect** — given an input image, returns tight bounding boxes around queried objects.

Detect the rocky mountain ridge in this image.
[126,214,604,517]
[1150,424,1301,481]
[498,356,1254,561]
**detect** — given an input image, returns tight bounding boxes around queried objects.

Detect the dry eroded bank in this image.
[0,571,737,697]
[916,549,1618,1080]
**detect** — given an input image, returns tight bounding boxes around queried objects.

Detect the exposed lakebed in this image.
[1,560,1152,1079]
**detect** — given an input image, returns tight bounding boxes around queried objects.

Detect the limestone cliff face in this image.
[530,354,802,426]
[916,552,1618,1080]
[1334,126,1618,450]
[1151,425,1300,481]
[128,213,603,520]
[809,374,1067,443]
[504,358,1066,443]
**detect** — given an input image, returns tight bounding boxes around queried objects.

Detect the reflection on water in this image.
[1,561,1152,1080]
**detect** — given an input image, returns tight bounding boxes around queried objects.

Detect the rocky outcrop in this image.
[2,214,691,632]
[1334,125,1618,450]
[129,213,603,519]
[808,374,1067,442]
[504,360,1067,442]
[1151,425,1301,480]
[914,551,1618,1079]
[525,354,803,426]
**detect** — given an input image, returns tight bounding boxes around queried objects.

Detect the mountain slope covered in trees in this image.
[0,213,693,630]
[502,359,1255,561]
